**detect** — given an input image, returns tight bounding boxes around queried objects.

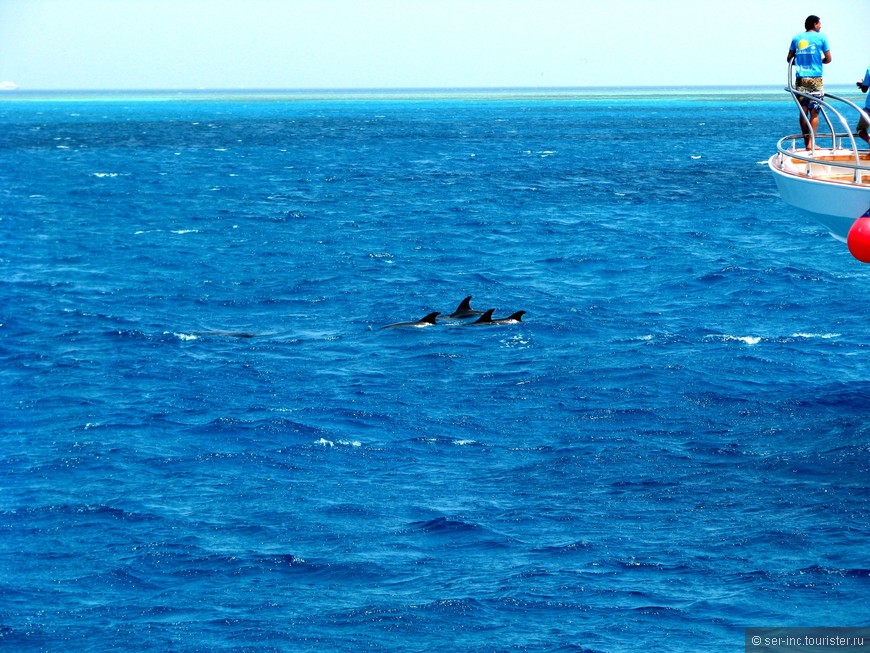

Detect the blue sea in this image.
[2,87,869,652]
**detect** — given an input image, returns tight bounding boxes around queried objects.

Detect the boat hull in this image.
[768,154,870,242]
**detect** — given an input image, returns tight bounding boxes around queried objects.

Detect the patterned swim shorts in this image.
[796,77,824,110]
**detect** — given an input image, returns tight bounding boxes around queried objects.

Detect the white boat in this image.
[768,66,870,244]
[0,81,18,91]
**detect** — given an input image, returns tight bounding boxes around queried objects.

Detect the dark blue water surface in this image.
[2,88,869,652]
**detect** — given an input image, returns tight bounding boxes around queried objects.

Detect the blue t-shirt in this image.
[790,31,830,78]
[863,67,870,109]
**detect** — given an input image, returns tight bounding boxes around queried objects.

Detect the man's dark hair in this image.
[805,15,820,31]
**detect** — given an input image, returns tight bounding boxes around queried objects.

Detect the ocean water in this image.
[1,88,869,652]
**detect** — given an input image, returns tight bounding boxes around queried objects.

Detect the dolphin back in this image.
[471,309,496,325]
[381,311,441,329]
[448,296,483,318]
[502,311,526,322]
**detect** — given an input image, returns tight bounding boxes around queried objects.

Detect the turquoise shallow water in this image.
[1,89,869,652]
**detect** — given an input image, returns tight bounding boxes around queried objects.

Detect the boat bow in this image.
[769,64,870,247]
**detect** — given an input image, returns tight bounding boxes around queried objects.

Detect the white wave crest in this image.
[706,334,761,346]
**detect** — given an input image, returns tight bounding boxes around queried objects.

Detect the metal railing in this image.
[777,61,870,183]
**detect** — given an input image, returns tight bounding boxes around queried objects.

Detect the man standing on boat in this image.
[787,15,831,149]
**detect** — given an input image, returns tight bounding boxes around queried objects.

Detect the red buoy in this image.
[848,215,870,263]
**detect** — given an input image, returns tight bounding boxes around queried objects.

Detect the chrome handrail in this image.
[783,61,870,183]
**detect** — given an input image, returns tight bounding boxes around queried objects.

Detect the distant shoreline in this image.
[0,85,860,103]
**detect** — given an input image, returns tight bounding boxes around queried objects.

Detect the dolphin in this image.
[447,296,485,319]
[470,309,526,325]
[381,312,440,329]
[495,311,526,324]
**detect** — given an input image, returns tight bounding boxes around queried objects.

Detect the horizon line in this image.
[0,83,805,94]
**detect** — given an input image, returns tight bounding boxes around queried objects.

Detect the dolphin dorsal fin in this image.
[456,296,472,311]
[473,309,495,324]
[421,312,440,325]
[506,311,526,322]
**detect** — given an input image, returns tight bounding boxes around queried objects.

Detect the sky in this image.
[1,0,868,90]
